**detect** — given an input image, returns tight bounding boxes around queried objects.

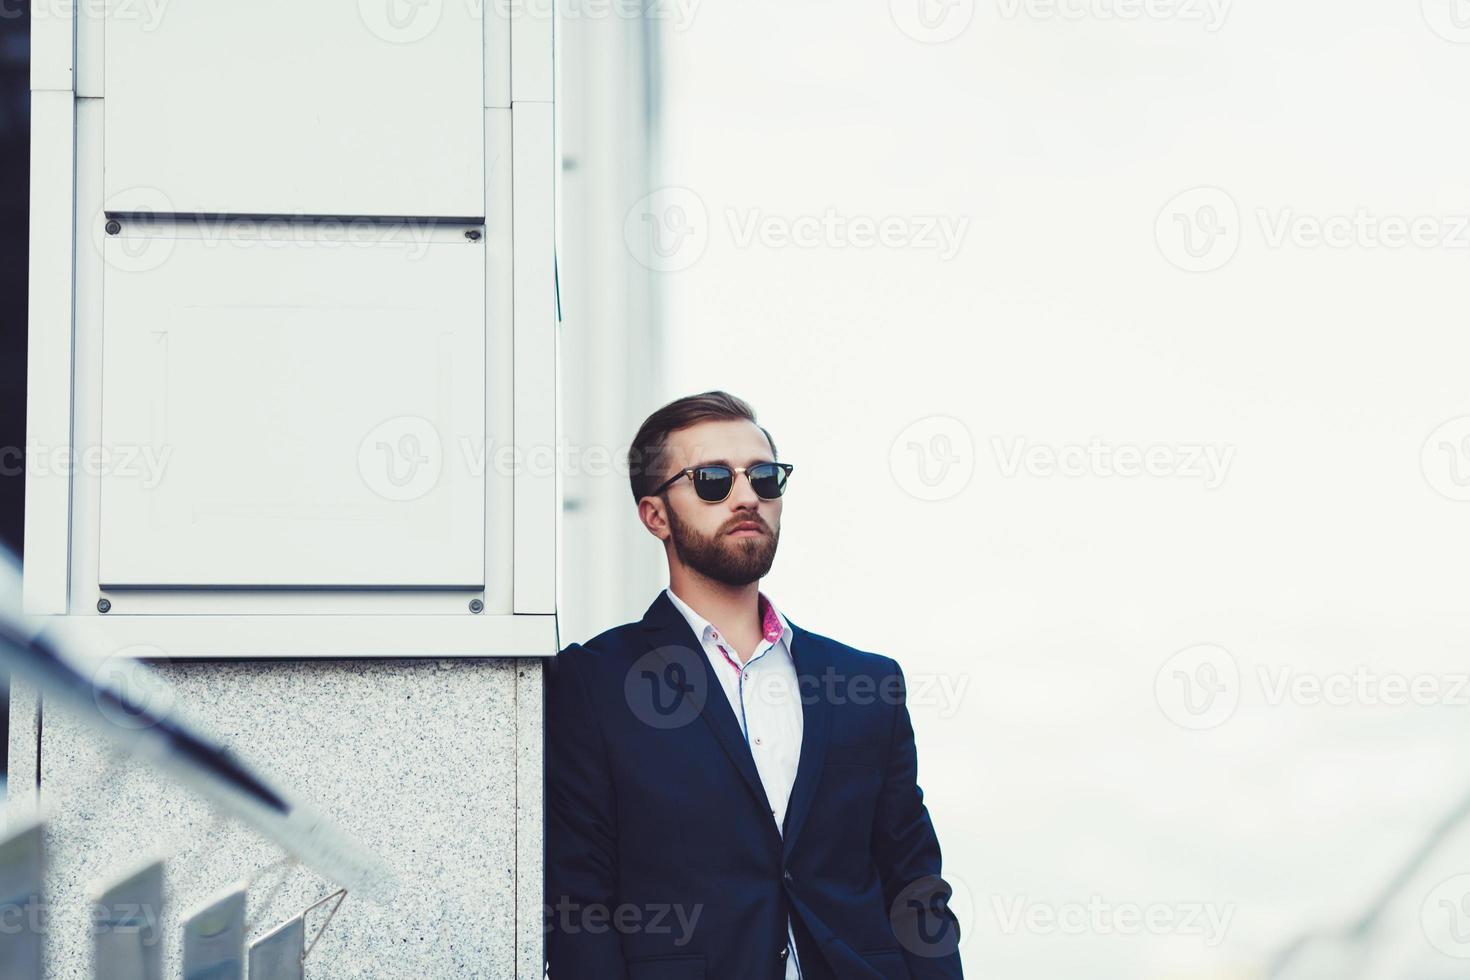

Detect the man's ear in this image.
[638,496,672,541]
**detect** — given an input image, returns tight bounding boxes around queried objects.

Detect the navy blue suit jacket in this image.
[545,591,963,979]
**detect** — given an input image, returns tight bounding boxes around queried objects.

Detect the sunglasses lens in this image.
[693,466,735,502]
[748,463,788,499]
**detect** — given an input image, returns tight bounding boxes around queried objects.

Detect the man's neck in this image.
[668,573,762,661]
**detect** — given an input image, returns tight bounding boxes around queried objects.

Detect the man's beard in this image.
[665,504,779,586]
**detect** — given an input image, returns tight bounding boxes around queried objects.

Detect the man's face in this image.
[648,419,783,587]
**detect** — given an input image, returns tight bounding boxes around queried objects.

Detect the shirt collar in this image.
[664,586,794,651]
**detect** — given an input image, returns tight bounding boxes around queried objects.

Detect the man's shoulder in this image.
[556,618,648,668]
[802,628,900,675]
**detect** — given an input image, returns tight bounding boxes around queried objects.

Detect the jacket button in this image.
[783,870,794,884]
[779,946,790,960]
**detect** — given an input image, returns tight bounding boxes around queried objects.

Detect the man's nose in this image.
[729,471,762,505]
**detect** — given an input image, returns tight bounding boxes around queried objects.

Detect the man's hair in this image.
[628,390,778,503]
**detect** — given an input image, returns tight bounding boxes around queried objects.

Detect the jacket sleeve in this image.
[872,659,965,978]
[545,643,630,979]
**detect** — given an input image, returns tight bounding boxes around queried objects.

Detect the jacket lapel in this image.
[780,619,831,858]
[639,592,780,844]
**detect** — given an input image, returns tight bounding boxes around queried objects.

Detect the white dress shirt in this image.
[664,586,805,979]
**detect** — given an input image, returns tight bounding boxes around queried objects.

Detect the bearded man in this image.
[545,390,962,980]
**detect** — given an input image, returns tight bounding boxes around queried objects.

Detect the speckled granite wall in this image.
[4,659,544,979]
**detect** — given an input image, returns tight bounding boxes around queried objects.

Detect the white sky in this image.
[656,1,1470,976]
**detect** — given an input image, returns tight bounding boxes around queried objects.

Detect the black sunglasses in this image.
[654,462,795,503]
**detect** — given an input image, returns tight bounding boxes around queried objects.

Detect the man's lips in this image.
[728,522,765,535]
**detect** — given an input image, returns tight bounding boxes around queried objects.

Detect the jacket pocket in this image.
[858,947,913,980]
[627,953,706,980]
